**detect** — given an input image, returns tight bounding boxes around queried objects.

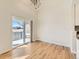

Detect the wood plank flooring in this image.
[0,41,75,59]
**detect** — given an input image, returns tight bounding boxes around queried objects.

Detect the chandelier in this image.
[30,0,40,9]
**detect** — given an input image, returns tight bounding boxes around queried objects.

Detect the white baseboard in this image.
[0,48,12,55]
[37,39,70,48]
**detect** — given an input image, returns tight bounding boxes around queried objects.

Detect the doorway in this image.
[12,16,32,48]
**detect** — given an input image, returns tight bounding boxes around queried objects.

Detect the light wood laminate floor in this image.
[0,41,75,59]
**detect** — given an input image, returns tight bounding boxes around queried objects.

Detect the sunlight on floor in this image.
[12,38,30,48]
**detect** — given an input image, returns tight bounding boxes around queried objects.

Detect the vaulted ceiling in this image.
[10,0,35,20]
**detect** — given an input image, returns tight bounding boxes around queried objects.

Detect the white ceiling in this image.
[10,0,35,20]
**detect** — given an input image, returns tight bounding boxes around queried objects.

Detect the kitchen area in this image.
[74,0,79,58]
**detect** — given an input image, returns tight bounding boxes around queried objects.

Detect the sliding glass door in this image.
[12,16,31,48]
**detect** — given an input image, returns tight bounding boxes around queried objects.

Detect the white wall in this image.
[76,3,79,25]
[0,0,12,54]
[0,0,34,54]
[32,10,38,41]
[37,0,73,47]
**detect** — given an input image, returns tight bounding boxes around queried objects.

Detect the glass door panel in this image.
[12,16,32,48]
[12,16,24,48]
